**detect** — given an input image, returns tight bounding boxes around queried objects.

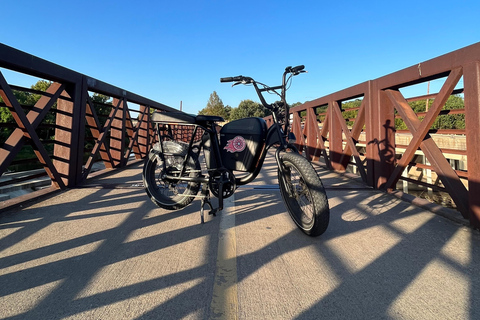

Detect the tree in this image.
[0,105,14,141]
[33,81,56,140]
[0,80,54,141]
[198,91,230,120]
[229,99,265,121]
[90,93,112,128]
[341,99,362,127]
[395,95,465,130]
[432,95,465,130]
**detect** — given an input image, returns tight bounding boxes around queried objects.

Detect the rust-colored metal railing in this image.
[267,42,480,228]
[0,43,178,193]
[2,42,480,228]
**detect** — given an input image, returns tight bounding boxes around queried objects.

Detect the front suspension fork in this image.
[275,144,299,198]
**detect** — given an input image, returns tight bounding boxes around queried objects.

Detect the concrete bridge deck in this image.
[1,152,479,319]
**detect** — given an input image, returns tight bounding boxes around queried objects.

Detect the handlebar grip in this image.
[291,65,305,73]
[220,76,243,83]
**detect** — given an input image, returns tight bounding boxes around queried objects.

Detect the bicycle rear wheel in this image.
[278,152,329,236]
[143,141,201,210]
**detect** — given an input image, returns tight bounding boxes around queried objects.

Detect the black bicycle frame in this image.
[157,68,298,197]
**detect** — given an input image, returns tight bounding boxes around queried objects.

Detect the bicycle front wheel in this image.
[278,152,329,236]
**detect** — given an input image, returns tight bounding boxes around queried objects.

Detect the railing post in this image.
[305,107,318,161]
[137,105,150,158]
[110,98,126,167]
[464,60,480,228]
[54,80,86,187]
[366,81,396,189]
[365,81,376,187]
[329,101,344,171]
[291,111,303,152]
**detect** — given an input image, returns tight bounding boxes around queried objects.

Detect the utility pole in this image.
[426,81,430,112]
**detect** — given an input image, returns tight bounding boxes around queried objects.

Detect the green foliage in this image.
[198,91,230,120]
[394,118,407,130]
[0,80,57,171]
[0,106,13,123]
[90,93,112,128]
[341,99,362,127]
[342,99,363,109]
[315,105,328,123]
[1,93,16,141]
[395,95,465,130]
[299,110,307,120]
[229,99,265,121]
[224,105,232,119]
[32,80,51,96]
[432,95,465,130]
[325,96,465,131]
[1,80,56,142]
[34,81,56,139]
[91,92,111,105]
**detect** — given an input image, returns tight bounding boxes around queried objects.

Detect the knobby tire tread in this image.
[278,152,330,236]
[143,141,200,210]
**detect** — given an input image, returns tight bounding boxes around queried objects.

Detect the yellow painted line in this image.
[209,195,238,320]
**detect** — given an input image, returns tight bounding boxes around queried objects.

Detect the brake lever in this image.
[232,78,254,87]
[293,70,308,76]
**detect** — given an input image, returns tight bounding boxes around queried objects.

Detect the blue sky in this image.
[1,0,479,114]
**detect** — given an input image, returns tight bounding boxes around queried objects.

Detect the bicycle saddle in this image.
[151,112,224,124]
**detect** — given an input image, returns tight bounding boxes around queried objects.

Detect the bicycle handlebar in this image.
[285,65,305,74]
[220,65,306,111]
[220,65,305,83]
[220,76,246,83]
[221,65,305,138]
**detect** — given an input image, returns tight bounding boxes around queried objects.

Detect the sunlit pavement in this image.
[1,152,479,319]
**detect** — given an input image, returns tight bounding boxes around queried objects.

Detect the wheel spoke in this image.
[286,165,314,221]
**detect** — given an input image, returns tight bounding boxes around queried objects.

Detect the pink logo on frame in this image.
[224,136,246,153]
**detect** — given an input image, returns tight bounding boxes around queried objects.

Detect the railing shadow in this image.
[0,162,221,319]
[0,155,479,319]
[224,173,480,319]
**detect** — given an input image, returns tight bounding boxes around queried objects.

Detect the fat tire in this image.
[143,141,200,210]
[278,152,329,236]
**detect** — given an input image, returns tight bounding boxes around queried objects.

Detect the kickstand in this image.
[200,183,219,224]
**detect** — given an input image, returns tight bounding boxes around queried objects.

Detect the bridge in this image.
[1,43,480,318]
[2,42,480,227]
